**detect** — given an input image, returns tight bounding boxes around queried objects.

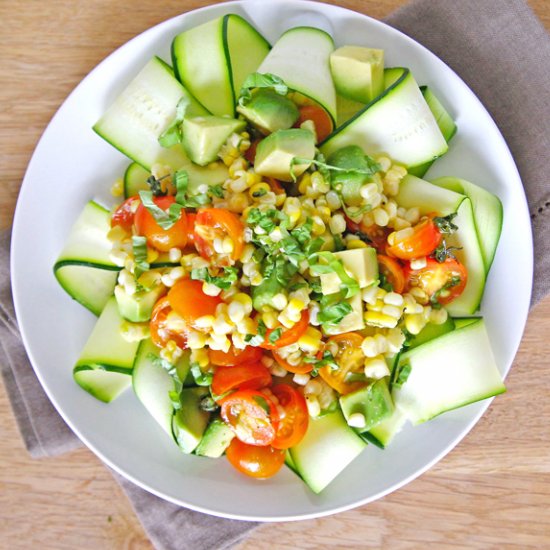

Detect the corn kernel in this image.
[270,362,288,378]
[365,311,398,328]
[325,191,341,210]
[410,257,427,270]
[120,321,150,342]
[272,293,288,311]
[382,304,402,319]
[347,413,366,429]
[311,216,326,236]
[191,348,209,368]
[305,394,321,417]
[364,355,390,379]
[110,178,124,197]
[347,239,368,249]
[298,327,323,354]
[107,225,128,243]
[187,330,207,349]
[329,213,346,234]
[293,373,311,386]
[202,282,222,297]
[384,292,404,306]
[361,336,378,358]
[249,182,270,200]
[405,313,427,335]
[362,285,379,305]
[195,315,215,330]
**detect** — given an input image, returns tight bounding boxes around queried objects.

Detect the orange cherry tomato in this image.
[185,212,196,246]
[271,384,309,449]
[211,363,272,397]
[344,216,391,252]
[272,350,313,375]
[404,257,468,306]
[111,195,139,231]
[134,195,188,252]
[149,297,186,349]
[209,346,263,367]
[220,389,279,446]
[295,105,333,142]
[378,254,406,294]
[259,310,310,350]
[319,332,367,395]
[386,217,442,260]
[265,177,286,196]
[194,208,244,265]
[167,278,222,328]
[226,438,285,478]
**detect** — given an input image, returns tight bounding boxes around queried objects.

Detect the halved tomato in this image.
[149,297,186,349]
[404,257,467,306]
[225,439,285,478]
[111,195,140,231]
[386,217,442,260]
[272,350,313,375]
[259,310,310,350]
[209,345,263,367]
[194,208,244,265]
[211,363,272,397]
[271,384,309,449]
[220,389,279,446]
[295,104,333,142]
[378,254,406,294]
[319,332,367,395]
[167,278,222,328]
[134,195,188,252]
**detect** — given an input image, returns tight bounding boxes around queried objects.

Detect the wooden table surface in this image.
[1,1,549,548]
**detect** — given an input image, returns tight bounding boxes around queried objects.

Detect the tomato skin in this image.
[272,350,313,375]
[245,138,260,164]
[150,297,186,349]
[209,346,263,367]
[295,105,333,142]
[386,217,442,260]
[194,208,244,265]
[167,278,222,327]
[378,254,406,294]
[220,389,279,446]
[271,384,309,449]
[226,439,285,478]
[134,195,188,252]
[319,332,367,395]
[185,212,196,246]
[111,196,139,231]
[404,257,468,306]
[260,310,310,350]
[211,363,272,396]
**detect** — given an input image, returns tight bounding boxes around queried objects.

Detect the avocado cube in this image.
[254,128,315,182]
[182,116,246,166]
[237,89,299,134]
[114,283,166,323]
[320,248,379,295]
[195,418,235,458]
[339,378,394,432]
[330,46,384,104]
[172,387,210,454]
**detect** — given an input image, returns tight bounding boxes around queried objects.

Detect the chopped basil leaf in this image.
[318,301,352,326]
[252,395,271,414]
[393,362,411,388]
[209,184,225,198]
[138,190,183,230]
[433,212,458,235]
[268,328,283,344]
[190,363,213,386]
[132,235,149,278]
[309,251,359,298]
[191,266,238,290]
[158,96,191,147]
[238,72,288,106]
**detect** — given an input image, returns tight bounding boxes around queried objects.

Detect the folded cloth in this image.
[1,0,549,549]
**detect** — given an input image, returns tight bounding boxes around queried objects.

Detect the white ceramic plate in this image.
[12,0,532,521]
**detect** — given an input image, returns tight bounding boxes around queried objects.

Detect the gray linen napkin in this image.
[2,0,549,549]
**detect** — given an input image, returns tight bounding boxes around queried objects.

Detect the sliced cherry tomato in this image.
[319,332,367,395]
[149,297,186,349]
[167,278,222,328]
[185,212,196,246]
[344,216,391,252]
[245,138,260,164]
[272,350,313,375]
[226,438,285,478]
[111,195,139,231]
[404,257,468,306]
[220,389,279,446]
[295,105,333,142]
[134,195,188,252]
[209,346,263,367]
[194,208,244,265]
[271,384,309,449]
[386,217,442,260]
[378,254,406,294]
[259,310,310,350]
[211,363,272,396]
[266,177,286,196]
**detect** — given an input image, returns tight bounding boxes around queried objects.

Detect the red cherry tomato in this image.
[194,208,244,265]
[134,195,188,252]
[209,346,263,367]
[386,217,442,260]
[404,257,468,306]
[149,297,186,349]
[377,254,406,294]
[271,384,309,449]
[220,389,279,446]
[295,105,333,142]
[211,363,272,397]
[225,439,285,478]
[111,196,140,231]
[167,278,222,328]
[259,310,310,350]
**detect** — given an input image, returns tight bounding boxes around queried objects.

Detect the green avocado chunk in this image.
[339,378,394,432]
[172,387,211,454]
[237,89,299,134]
[114,284,165,323]
[182,116,246,166]
[254,128,315,182]
[195,418,235,458]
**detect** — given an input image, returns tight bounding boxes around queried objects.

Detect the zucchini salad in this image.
[54,15,505,493]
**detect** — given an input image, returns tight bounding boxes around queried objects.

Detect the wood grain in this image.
[1,1,549,549]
